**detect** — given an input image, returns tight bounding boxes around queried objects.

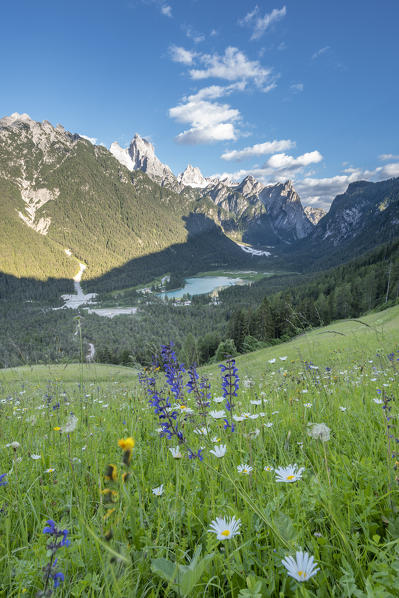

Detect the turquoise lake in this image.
[159,276,245,299]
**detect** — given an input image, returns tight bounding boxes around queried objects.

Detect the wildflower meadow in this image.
[1,308,399,597]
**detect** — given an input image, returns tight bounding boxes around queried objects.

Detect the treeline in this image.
[226,239,399,352]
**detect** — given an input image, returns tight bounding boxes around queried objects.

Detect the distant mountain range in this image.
[1,112,398,288]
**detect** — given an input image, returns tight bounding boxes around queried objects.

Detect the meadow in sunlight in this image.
[1,307,399,597]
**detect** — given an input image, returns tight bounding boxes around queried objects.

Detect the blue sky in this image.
[1,0,398,208]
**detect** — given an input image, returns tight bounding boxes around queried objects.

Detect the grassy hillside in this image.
[2,303,398,386]
[1,304,398,596]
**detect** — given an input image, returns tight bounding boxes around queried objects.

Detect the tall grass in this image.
[0,316,399,596]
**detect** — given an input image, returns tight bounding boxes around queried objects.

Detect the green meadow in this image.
[1,306,399,597]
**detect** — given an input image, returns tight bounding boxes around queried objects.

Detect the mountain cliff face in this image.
[3,112,398,285]
[304,206,326,225]
[110,133,314,245]
[310,179,399,247]
[0,114,250,282]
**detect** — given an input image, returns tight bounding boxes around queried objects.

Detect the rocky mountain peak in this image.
[110,133,179,189]
[177,164,209,188]
[0,112,34,127]
[236,175,264,197]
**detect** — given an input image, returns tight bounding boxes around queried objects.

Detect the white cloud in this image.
[213,151,323,186]
[161,4,172,17]
[169,46,197,65]
[221,139,296,161]
[189,46,274,91]
[290,82,304,92]
[379,153,399,161]
[175,123,236,145]
[169,96,240,145]
[184,25,205,44]
[186,81,246,102]
[267,151,323,170]
[169,100,240,128]
[312,46,330,60]
[296,161,399,208]
[80,134,97,145]
[382,162,399,177]
[240,6,287,40]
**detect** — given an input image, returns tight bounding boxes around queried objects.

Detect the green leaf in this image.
[151,558,178,584]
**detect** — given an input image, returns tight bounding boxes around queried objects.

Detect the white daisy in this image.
[264,465,274,472]
[30,454,41,460]
[250,400,261,405]
[275,464,304,483]
[213,396,225,403]
[268,358,276,364]
[237,464,253,474]
[339,406,347,412]
[232,415,245,422]
[44,468,55,473]
[210,444,227,458]
[264,422,273,428]
[282,551,319,582]
[209,410,226,419]
[152,484,164,496]
[279,356,288,361]
[176,404,194,415]
[169,447,183,459]
[373,398,383,404]
[304,403,313,408]
[208,516,241,540]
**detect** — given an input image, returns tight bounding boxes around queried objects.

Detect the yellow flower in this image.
[104,464,118,481]
[118,437,135,451]
[103,508,115,521]
[53,427,61,431]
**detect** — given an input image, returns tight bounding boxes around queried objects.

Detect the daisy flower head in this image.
[210,444,227,458]
[176,404,194,415]
[208,516,241,541]
[264,465,274,472]
[209,410,226,419]
[275,464,304,483]
[282,551,319,582]
[237,464,253,474]
[169,447,183,459]
[152,484,164,496]
[213,396,225,403]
